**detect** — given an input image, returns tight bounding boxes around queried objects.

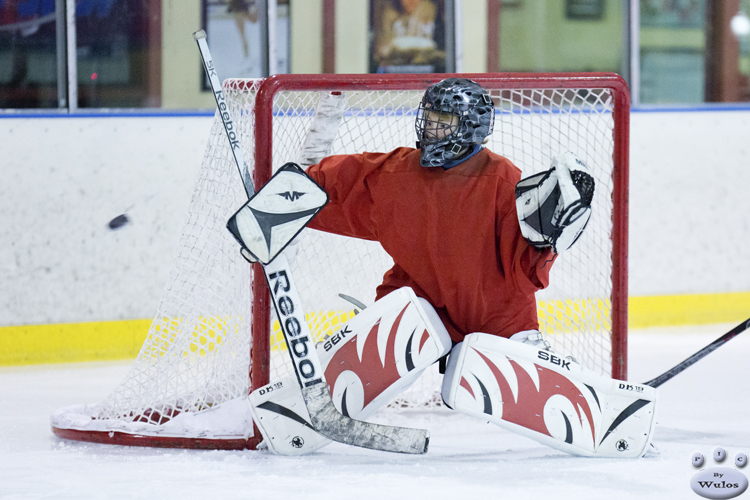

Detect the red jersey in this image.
[306,147,555,343]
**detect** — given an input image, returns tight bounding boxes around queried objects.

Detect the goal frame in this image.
[248,72,630,398]
[50,72,629,452]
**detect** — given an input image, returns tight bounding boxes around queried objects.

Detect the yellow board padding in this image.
[270,310,358,351]
[629,291,750,329]
[536,298,612,335]
[2,292,749,366]
[0,318,151,366]
[143,315,246,358]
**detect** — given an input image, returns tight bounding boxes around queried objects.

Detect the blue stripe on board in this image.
[0,110,216,119]
[3,104,750,119]
[632,104,750,113]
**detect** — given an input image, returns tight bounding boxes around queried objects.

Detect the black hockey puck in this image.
[108,214,130,230]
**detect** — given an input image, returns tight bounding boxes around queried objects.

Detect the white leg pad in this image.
[442,333,658,458]
[320,286,453,420]
[249,286,452,455]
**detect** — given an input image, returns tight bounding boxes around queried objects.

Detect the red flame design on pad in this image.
[418,329,430,354]
[474,349,596,443]
[325,305,409,410]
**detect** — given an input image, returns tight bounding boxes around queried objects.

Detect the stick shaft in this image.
[263,255,326,388]
[643,317,750,388]
[193,30,255,198]
[192,31,428,454]
[194,30,320,393]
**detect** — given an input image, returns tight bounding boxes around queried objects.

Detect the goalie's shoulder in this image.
[479,149,523,181]
[445,147,520,184]
[368,147,421,173]
[466,149,523,197]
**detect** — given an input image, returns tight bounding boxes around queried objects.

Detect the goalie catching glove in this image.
[515,152,595,253]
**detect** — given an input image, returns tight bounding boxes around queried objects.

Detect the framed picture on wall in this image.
[369,0,454,74]
[202,0,290,88]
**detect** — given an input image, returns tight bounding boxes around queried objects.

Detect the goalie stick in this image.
[643,316,750,388]
[193,30,429,454]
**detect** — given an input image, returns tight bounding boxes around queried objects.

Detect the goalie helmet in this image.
[415,78,495,168]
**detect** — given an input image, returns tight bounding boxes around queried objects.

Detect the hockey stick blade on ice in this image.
[193,30,429,454]
[642,316,750,388]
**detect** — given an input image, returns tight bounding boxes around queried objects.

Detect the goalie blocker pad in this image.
[442,333,657,458]
[249,287,453,455]
[227,162,329,264]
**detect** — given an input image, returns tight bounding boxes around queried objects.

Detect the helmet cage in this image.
[415,104,462,145]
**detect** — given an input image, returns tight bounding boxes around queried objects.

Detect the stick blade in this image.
[302,384,429,454]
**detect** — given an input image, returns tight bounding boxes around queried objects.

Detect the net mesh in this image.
[52,76,621,442]
[264,86,616,408]
[59,81,263,427]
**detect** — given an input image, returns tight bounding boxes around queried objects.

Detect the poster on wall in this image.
[202,0,289,86]
[369,0,452,74]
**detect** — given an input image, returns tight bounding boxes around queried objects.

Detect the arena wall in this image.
[1,107,748,364]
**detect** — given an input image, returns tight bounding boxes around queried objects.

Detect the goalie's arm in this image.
[237,91,348,265]
[304,152,382,241]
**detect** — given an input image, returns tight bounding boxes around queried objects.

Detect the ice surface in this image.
[1,324,749,499]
